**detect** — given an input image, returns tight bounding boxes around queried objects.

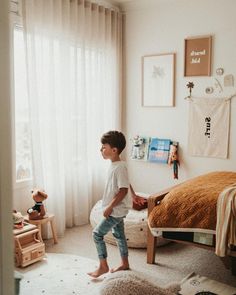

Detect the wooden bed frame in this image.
[146,186,236,276]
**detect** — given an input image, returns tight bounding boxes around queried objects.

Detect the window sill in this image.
[14,178,32,189]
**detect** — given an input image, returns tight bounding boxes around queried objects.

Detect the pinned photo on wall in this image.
[224,74,234,87]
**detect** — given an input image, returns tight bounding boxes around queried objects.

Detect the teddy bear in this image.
[27,189,48,220]
[168,143,179,179]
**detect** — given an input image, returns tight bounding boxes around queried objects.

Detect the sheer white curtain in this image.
[22,0,122,236]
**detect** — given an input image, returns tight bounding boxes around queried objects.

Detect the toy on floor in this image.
[100,271,180,295]
[195,292,217,295]
[13,210,24,229]
[168,142,179,179]
[27,189,48,220]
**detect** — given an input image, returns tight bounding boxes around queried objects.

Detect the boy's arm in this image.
[103,187,128,218]
[129,184,135,196]
[130,184,147,206]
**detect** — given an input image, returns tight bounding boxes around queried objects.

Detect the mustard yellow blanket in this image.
[149,171,236,231]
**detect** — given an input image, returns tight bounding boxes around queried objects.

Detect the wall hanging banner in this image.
[188,97,230,158]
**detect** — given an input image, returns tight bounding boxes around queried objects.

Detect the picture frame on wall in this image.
[184,35,212,77]
[142,53,175,107]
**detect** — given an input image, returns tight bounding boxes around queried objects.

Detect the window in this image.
[13,26,33,181]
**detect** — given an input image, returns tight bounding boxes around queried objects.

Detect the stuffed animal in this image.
[27,189,48,220]
[168,143,179,179]
[131,135,144,159]
[12,210,24,229]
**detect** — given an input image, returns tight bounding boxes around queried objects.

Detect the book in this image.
[148,138,171,163]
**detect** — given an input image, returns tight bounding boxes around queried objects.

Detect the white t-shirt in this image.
[102,161,131,217]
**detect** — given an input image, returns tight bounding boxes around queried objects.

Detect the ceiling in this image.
[108,0,137,4]
[113,0,133,2]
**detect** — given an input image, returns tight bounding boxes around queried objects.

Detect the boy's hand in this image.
[103,206,113,218]
[133,195,147,206]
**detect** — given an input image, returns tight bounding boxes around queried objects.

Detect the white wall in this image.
[122,0,236,194]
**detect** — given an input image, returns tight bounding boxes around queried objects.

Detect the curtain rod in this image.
[11,0,121,17]
[10,0,20,15]
[73,0,120,12]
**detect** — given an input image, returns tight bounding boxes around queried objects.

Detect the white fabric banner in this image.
[188,97,230,158]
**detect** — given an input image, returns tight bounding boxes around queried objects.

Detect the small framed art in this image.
[184,35,212,77]
[142,53,175,107]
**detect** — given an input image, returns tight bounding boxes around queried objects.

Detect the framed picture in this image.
[142,53,175,107]
[184,35,212,77]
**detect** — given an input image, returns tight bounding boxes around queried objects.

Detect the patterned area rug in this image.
[17,253,236,295]
[18,253,103,295]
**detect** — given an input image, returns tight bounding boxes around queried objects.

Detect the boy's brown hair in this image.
[101,131,126,154]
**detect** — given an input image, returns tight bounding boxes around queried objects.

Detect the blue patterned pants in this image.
[92,216,128,260]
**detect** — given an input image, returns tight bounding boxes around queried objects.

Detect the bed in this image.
[146,171,236,275]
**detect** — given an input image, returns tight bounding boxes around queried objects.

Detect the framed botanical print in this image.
[142,53,175,107]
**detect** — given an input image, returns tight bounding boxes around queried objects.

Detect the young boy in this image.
[88,130,131,278]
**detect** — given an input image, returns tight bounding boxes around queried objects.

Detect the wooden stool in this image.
[24,213,58,244]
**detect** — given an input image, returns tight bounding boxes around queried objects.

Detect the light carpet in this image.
[18,253,236,295]
[18,253,103,295]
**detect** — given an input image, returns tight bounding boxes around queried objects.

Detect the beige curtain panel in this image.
[22,0,123,236]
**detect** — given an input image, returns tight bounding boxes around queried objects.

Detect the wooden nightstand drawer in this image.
[14,224,45,267]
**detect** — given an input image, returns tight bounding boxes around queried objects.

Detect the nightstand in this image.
[14,223,45,267]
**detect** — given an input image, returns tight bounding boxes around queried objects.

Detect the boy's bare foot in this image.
[110,264,130,273]
[88,258,109,278]
[87,265,109,278]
